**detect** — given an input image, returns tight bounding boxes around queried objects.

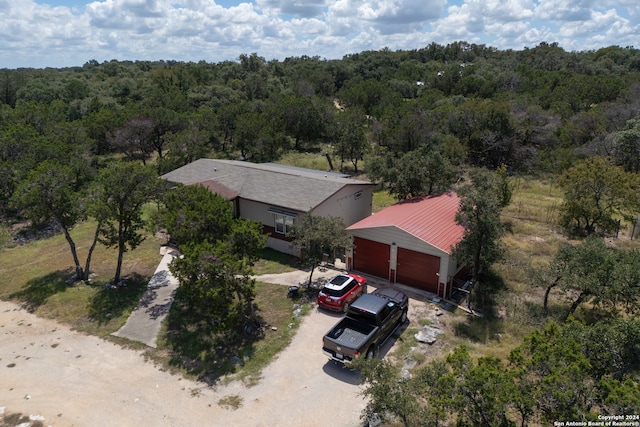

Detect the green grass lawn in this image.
[252,247,303,275]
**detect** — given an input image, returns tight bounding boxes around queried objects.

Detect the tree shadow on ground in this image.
[160,288,264,383]
[470,269,508,318]
[518,300,568,327]
[286,281,322,302]
[453,316,506,344]
[255,247,304,271]
[453,269,509,343]
[9,268,72,312]
[88,273,148,324]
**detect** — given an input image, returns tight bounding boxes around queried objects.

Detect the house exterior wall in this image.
[236,198,300,225]
[235,198,301,254]
[310,184,374,227]
[235,186,373,257]
[266,236,297,256]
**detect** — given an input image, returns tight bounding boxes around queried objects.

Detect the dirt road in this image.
[0,299,367,426]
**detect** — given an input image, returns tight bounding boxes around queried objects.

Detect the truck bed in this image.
[329,325,370,347]
[325,318,376,352]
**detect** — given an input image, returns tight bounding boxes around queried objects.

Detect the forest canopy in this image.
[2,41,640,216]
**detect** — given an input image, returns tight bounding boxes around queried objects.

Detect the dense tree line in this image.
[2,43,640,215]
[2,43,639,228]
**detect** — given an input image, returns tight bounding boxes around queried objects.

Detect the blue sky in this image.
[2,0,639,68]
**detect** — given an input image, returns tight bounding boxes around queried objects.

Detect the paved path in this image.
[111,250,180,347]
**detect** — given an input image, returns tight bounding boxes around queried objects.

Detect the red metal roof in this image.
[346,192,464,254]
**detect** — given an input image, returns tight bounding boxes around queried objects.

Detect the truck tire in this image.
[400,307,408,324]
[365,345,377,360]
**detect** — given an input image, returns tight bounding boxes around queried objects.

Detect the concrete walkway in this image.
[112,249,180,347]
[111,254,351,348]
[111,251,434,349]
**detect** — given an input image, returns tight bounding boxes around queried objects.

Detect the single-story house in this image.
[161,159,375,255]
[345,192,467,298]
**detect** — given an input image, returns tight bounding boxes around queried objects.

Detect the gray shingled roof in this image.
[161,159,374,212]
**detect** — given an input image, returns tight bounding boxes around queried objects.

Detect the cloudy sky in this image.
[1,0,639,69]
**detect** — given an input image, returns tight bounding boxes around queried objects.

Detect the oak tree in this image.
[93,162,161,285]
[559,156,640,235]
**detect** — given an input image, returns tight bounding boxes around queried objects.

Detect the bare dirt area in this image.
[0,298,368,427]
[1,261,451,427]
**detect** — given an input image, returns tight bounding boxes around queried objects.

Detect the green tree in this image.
[508,322,594,424]
[108,117,154,165]
[93,162,161,285]
[11,160,87,279]
[234,108,284,162]
[611,248,640,315]
[453,168,507,306]
[559,156,640,235]
[278,95,324,151]
[162,183,266,265]
[162,184,234,246]
[333,108,368,173]
[445,346,514,427]
[288,214,350,286]
[224,218,267,266]
[169,241,257,331]
[496,163,513,207]
[367,147,457,200]
[358,319,640,426]
[533,236,640,319]
[613,118,640,173]
[565,318,640,382]
[355,358,429,427]
[554,236,614,319]
[163,184,266,326]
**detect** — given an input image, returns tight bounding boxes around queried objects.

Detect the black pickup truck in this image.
[322,287,409,363]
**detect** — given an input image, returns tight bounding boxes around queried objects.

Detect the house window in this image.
[274,213,294,235]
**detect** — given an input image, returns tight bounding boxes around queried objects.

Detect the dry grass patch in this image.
[276,151,333,172]
[218,394,243,410]
[0,220,164,337]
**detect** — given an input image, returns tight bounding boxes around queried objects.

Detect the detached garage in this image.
[346,192,466,298]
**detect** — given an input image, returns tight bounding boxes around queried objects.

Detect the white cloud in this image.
[256,0,328,18]
[0,0,638,68]
[535,0,595,22]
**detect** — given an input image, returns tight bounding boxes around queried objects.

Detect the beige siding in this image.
[239,187,370,231]
[238,199,301,225]
[349,227,449,258]
[266,236,298,256]
[311,185,373,227]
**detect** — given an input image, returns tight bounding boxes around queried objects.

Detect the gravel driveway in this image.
[0,267,369,427]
